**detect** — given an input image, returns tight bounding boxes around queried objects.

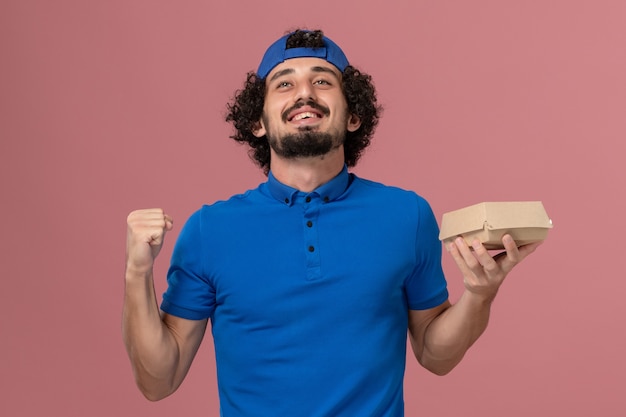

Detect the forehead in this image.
[265,57,342,82]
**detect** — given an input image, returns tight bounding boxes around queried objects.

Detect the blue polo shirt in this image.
[162,166,448,417]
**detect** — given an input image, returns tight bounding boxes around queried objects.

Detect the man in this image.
[123,29,541,416]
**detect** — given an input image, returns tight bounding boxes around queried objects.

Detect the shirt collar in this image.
[267,165,350,206]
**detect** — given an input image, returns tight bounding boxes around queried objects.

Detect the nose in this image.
[293,80,316,103]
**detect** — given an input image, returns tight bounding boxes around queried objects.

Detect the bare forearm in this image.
[419,291,493,375]
[122,268,181,400]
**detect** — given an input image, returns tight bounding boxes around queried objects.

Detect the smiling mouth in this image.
[290,111,322,122]
[283,101,330,123]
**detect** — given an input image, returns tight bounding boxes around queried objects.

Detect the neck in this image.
[269,146,345,192]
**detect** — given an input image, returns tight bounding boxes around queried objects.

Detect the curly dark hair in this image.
[225,29,382,175]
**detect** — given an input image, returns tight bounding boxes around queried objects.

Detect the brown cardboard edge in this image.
[441,226,550,250]
[438,201,553,243]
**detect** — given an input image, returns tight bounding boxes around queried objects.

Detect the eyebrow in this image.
[269,68,295,82]
[268,65,340,83]
[311,66,341,79]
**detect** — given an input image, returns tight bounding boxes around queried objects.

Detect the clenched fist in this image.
[126,208,173,273]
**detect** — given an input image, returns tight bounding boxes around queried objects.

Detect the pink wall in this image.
[2,0,625,415]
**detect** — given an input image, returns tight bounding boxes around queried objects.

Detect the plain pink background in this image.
[1,1,625,415]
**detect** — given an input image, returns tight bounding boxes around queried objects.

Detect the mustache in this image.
[281,100,330,123]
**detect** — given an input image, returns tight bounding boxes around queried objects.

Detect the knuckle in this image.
[465,257,480,270]
[483,263,499,275]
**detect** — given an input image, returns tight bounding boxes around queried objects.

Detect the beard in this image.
[268,128,345,159]
[264,100,346,160]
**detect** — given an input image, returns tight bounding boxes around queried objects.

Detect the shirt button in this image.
[307,221,313,228]
[323,196,330,202]
[305,196,311,203]
[308,246,315,252]
[284,198,290,204]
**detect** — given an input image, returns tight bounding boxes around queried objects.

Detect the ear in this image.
[252,119,266,138]
[346,113,361,132]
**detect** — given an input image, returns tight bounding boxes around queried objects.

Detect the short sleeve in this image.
[405,195,449,310]
[161,209,216,320]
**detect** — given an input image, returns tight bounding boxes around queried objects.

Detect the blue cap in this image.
[256,31,349,79]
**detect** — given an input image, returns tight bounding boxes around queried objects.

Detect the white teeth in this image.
[293,112,319,121]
